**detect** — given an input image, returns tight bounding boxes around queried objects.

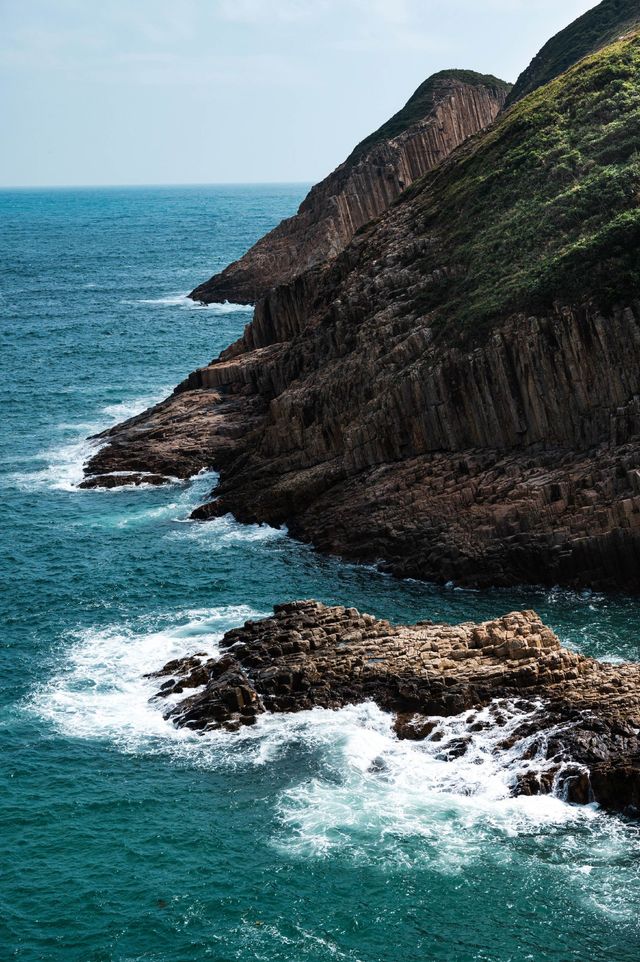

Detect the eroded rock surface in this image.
[149,601,640,816]
[86,35,640,591]
[190,72,509,304]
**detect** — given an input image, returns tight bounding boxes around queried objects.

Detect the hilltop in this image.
[189,71,509,304]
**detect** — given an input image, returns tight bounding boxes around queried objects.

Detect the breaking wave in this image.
[29,605,260,750]
[130,292,254,312]
[26,602,640,921]
[170,510,287,547]
[7,391,170,492]
[27,606,620,830]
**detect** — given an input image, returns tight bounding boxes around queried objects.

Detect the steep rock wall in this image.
[85,37,640,591]
[85,292,640,590]
[190,75,509,304]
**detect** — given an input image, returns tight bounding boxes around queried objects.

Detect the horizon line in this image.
[0,180,315,192]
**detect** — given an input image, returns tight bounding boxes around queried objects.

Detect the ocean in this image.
[1,184,639,962]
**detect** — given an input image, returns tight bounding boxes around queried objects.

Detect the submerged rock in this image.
[150,600,640,817]
[78,472,172,489]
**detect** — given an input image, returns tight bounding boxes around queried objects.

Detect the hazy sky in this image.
[0,0,599,187]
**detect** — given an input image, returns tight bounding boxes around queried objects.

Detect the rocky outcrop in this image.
[78,472,172,489]
[148,601,640,816]
[85,34,640,592]
[86,300,640,590]
[505,0,640,107]
[190,72,509,304]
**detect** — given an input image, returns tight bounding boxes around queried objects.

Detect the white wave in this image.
[110,471,219,524]
[24,607,609,834]
[8,390,170,492]
[28,605,640,917]
[269,703,640,919]
[274,701,598,863]
[170,511,286,547]
[114,502,182,526]
[9,434,103,492]
[100,396,165,421]
[82,471,183,495]
[545,586,607,608]
[130,292,254,313]
[29,605,263,749]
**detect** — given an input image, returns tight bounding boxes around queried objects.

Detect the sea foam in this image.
[28,605,608,831]
[27,598,640,921]
[131,292,254,313]
[29,605,260,750]
[170,510,286,547]
[8,390,170,492]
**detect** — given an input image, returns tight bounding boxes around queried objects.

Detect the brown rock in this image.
[78,472,172,489]
[189,500,228,521]
[189,72,509,304]
[83,41,640,592]
[151,601,640,816]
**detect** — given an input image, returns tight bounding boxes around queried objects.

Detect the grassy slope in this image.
[505,0,640,106]
[399,33,640,343]
[346,70,511,165]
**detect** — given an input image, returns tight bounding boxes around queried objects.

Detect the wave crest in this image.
[129,293,254,313]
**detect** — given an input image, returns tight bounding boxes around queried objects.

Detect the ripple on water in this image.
[25,597,640,930]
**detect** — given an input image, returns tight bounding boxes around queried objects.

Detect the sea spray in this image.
[3,184,639,962]
[129,293,254,312]
[8,391,171,492]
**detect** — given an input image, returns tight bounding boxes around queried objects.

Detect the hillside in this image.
[505,0,640,106]
[397,32,640,341]
[189,71,509,304]
[87,33,640,591]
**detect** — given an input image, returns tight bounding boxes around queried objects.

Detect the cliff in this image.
[86,33,640,592]
[189,72,510,305]
[149,601,640,817]
[505,0,640,107]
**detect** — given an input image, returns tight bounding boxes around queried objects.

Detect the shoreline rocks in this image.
[78,472,173,489]
[148,601,640,817]
[83,37,640,592]
[84,303,640,592]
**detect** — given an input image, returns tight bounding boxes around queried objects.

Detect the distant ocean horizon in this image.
[1,184,639,962]
[0,180,314,192]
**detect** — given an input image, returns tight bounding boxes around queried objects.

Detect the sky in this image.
[0,0,599,188]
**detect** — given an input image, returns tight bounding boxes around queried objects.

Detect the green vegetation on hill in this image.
[403,33,640,342]
[505,0,640,106]
[347,70,511,164]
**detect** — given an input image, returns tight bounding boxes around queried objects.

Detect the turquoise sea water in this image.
[1,185,639,962]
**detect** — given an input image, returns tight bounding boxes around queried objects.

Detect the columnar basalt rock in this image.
[189,73,509,305]
[148,601,640,816]
[85,301,640,590]
[85,35,640,591]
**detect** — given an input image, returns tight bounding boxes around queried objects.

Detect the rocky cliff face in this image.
[148,601,640,816]
[87,298,640,590]
[86,34,640,592]
[190,72,509,304]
